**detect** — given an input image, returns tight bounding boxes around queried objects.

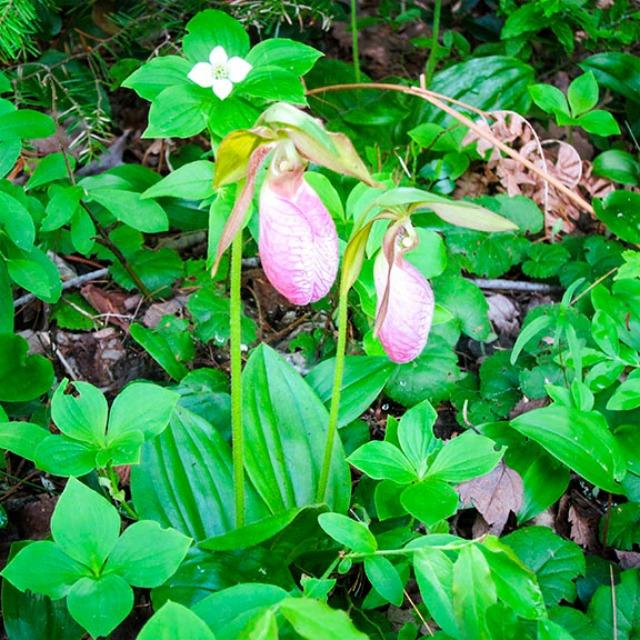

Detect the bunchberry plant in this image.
[2,479,191,638]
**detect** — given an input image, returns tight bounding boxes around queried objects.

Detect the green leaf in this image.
[608,377,640,411]
[306,356,395,428]
[122,56,192,101]
[364,556,404,606]
[428,432,503,483]
[0,191,35,249]
[246,39,322,76]
[0,71,10,93]
[592,150,640,186]
[239,608,278,640]
[0,109,55,139]
[580,53,640,103]
[66,574,133,639]
[130,320,193,381]
[452,545,497,640]
[0,138,21,179]
[279,597,369,640]
[405,229,448,279]
[576,110,620,136]
[239,66,306,105]
[188,287,257,346]
[601,503,640,550]
[200,507,309,551]
[397,399,439,475]
[2,542,84,640]
[142,160,215,200]
[131,407,247,540]
[138,602,216,640]
[348,440,417,484]
[503,526,585,606]
[414,56,534,127]
[538,620,576,640]
[0,333,54,402]
[89,188,168,232]
[568,72,599,117]
[242,345,350,512]
[477,194,544,234]
[51,478,120,572]
[194,583,288,640]
[110,247,183,295]
[414,548,459,637]
[510,405,625,492]
[145,84,212,138]
[104,520,191,587]
[400,479,459,527]
[529,84,570,116]
[501,3,542,38]
[7,244,62,303]
[444,228,527,279]
[587,568,640,638]
[108,381,179,440]
[385,334,461,406]
[1,541,87,600]
[317,513,377,552]
[522,244,570,278]
[35,435,98,477]
[42,186,83,232]
[0,422,48,460]
[479,536,546,620]
[432,275,492,341]
[26,152,74,190]
[51,379,108,445]
[409,123,462,152]
[595,191,640,243]
[183,9,250,62]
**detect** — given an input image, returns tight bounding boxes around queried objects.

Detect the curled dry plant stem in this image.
[230,230,245,528]
[306,83,595,216]
[316,281,349,503]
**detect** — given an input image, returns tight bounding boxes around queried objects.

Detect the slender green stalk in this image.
[350,0,361,83]
[230,230,245,528]
[316,283,349,503]
[424,0,442,86]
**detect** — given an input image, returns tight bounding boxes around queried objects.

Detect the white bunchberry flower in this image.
[187,45,252,100]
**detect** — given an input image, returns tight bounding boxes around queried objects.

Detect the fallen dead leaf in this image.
[458,461,523,535]
[616,550,640,569]
[568,504,598,550]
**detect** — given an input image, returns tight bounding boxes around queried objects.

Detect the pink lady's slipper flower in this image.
[373,223,434,364]
[187,45,252,100]
[259,158,338,305]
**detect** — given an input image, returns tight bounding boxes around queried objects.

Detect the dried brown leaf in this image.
[457,461,523,535]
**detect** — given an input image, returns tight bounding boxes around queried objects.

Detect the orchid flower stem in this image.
[350,0,361,83]
[317,283,349,503]
[230,230,245,528]
[424,0,442,86]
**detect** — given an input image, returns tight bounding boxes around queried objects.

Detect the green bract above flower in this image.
[187,45,252,100]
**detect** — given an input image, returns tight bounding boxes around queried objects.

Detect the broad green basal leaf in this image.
[510,405,625,493]
[242,345,350,513]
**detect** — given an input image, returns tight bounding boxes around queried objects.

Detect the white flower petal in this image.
[212,78,233,100]
[227,57,252,83]
[187,62,214,88]
[209,46,228,67]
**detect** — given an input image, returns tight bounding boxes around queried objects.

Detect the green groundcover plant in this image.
[1,3,640,639]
